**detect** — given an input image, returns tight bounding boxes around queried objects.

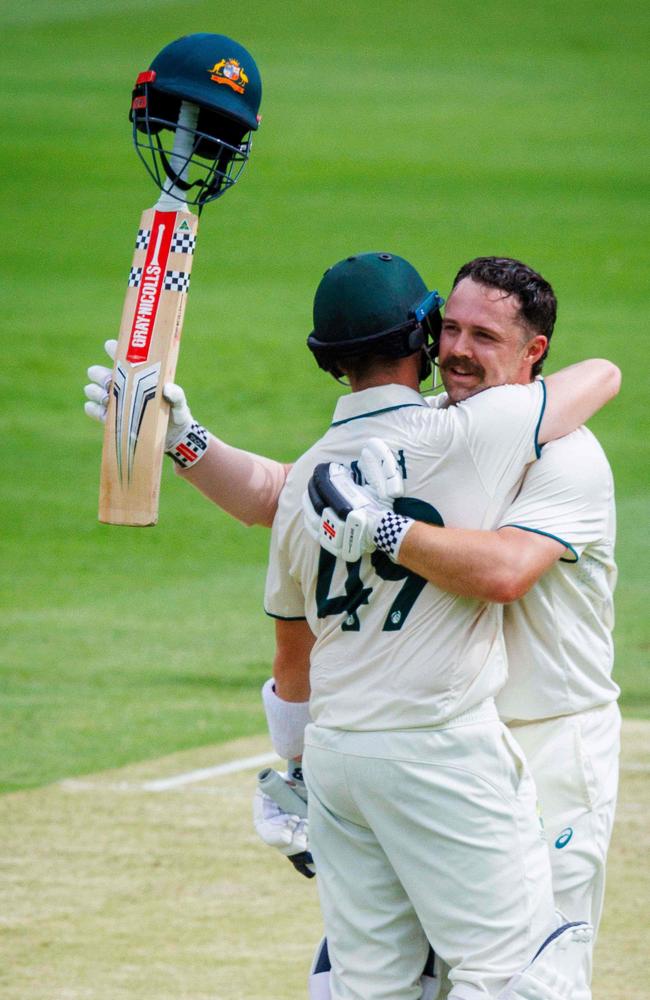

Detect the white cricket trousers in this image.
[508,701,621,999]
[303,700,556,1000]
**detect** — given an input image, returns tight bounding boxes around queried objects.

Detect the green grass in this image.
[1,0,649,791]
[0,723,647,999]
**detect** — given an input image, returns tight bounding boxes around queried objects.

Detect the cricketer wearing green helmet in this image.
[86,249,620,999]
[307,252,444,383]
[256,251,616,1000]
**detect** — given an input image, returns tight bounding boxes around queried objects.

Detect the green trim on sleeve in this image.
[501,523,579,563]
[264,610,308,621]
[533,380,547,459]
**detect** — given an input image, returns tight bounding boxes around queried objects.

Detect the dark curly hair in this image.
[452,257,557,376]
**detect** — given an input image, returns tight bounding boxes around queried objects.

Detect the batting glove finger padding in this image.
[83,400,106,423]
[83,343,115,422]
[84,362,114,422]
[358,437,405,502]
[252,787,316,878]
[104,339,117,361]
[162,382,194,449]
[305,462,414,562]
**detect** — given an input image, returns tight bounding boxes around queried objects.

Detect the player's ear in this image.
[523,334,548,367]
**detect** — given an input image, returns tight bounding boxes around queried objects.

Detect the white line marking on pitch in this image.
[61,751,279,793]
[142,752,279,790]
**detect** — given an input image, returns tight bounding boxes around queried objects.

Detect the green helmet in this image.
[307,253,444,379]
[130,33,262,207]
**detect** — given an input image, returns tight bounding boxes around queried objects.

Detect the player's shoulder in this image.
[454,381,545,424]
[283,441,326,492]
[523,425,614,505]
[539,425,612,471]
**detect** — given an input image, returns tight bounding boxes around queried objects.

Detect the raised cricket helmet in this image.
[130,33,262,208]
[307,253,444,380]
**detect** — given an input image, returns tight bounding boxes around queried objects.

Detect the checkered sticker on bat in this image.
[128,267,143,288]
[171,231,196,254]
[164,270,190,292]
[134,228,151,250]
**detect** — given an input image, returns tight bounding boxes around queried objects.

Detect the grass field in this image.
[1,721,649,999]
[0,1,649,993]
[1,0,648,794]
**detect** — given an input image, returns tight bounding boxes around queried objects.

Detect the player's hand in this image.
[83,342,206,463]
[253,786,316,879]
[358,438,405,502]
[302,463,387,561]
[83,339,117,422]
[161,382,194,451]
[303,444,411,562]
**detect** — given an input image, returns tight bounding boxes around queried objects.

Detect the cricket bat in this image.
[98,102,199,526]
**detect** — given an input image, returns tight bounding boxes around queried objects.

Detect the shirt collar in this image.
[330,384,427,427]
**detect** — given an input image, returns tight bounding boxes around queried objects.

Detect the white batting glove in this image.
[358,438,405,502]
[303,457,413,563]
[253,786,316,879]
[83,339,117,422]
[83,341,209,469]
[159,382,191,449]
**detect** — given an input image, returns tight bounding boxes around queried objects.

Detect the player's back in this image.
[265,381,545,730]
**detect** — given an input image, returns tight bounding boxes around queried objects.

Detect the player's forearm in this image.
[539,360,621,443]
[176,434,291,527]
[397,523,563,603]
[273,619,314,702]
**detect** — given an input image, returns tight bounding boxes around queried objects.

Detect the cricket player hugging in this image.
[85,253,621,999]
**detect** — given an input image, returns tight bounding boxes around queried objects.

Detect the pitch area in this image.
[1,721,648,999]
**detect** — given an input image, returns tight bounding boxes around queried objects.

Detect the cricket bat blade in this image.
[98,206,199,525]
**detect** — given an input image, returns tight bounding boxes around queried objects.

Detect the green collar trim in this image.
[330,402,426,428]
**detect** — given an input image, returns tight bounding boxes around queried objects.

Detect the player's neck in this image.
[348,359,421,394]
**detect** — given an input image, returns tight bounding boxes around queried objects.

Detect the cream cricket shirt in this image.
[265,381,546,731]
[496,426,619,723]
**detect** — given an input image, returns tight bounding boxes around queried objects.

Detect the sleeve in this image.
[455,381,546,496]
[497,428,614,562]
[264,497,307,620]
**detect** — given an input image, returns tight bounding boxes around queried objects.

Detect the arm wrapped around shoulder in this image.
[262,677,311,760]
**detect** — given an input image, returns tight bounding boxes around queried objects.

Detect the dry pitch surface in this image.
[2,722,648,999]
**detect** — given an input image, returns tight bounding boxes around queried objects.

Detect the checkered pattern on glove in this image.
[373,510,414,559]
[166,421,209,468]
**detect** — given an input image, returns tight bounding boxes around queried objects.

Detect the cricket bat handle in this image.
[257,767,308,819]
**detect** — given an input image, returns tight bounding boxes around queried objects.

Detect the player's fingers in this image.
[163,382,192,426]
[104,339,117,361]
[291,818,309,853]
[84,400,106,423]
[84,383,108,406]
[301,490,323,542]
[87,364,113,390]
[162,382,186,405]
[360,438,404,500]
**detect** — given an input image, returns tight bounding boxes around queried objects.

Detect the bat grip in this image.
[258,767,308,819]
[155,100,200,211]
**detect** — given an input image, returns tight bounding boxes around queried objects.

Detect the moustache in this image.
[439,356,485,380]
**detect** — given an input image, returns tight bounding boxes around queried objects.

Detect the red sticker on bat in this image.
[127,211,176,363]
